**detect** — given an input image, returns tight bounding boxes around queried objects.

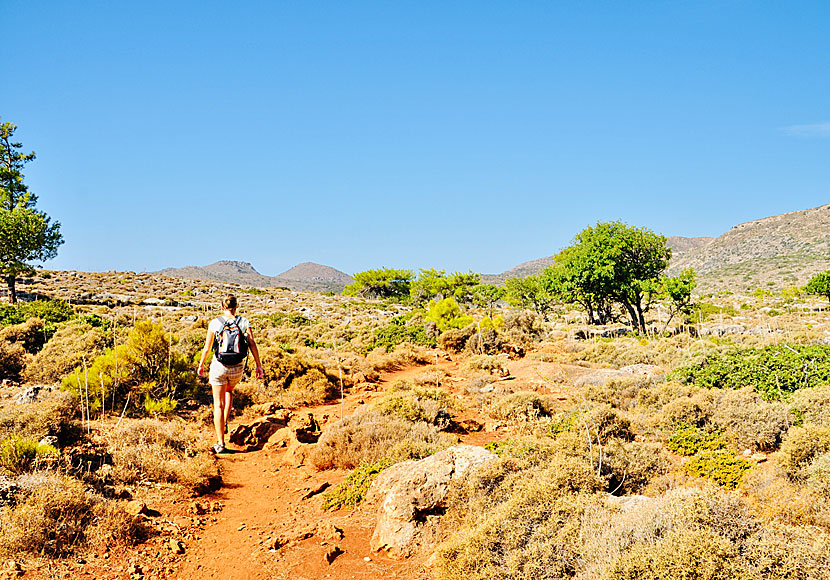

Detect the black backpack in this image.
[213,316,249,365]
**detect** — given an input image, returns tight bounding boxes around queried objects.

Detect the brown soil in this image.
[15,356,578,580]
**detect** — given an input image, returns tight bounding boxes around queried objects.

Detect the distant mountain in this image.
[157,260,354,293]
[482,256,555,285]
[272,262,354,292]
[158,260,271,287]
[668,204,830,291]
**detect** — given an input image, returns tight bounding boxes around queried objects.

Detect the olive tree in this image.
[552,221,672,333]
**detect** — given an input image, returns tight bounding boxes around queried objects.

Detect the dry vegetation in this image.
[3,269,830,577]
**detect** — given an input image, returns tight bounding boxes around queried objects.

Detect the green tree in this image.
[342,268,414,300]
[0,119,63,303]
[553,221,671,333]
[806,271,830,304]
[410,269,481,305]
[504,274,555,320]
[0,120,37,210]
[471,283,505,318]
[660,268,697,333]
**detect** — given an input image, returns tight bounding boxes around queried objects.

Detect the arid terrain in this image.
[2,267,830,580]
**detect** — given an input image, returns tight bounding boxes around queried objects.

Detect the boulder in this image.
[366,444,496,558]
[229,413,291,450]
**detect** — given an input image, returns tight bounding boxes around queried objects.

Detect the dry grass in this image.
[310,408,457,470]
[22,320,110,384]
[101,419,219,494]
[0,390,78,444]
[0,474,141,557]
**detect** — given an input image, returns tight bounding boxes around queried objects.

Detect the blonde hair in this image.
[222,294,237,311]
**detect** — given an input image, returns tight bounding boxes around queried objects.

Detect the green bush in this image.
[671,344,830,400]
[368,313,435,352]
[61,320,197,415]
[321,459,393,510]
[667,423,726,456]
[0,299,74,327]
[685,450,752,490]
[0,435,59,474]
[426,298,473,332]
[0,299,74,344]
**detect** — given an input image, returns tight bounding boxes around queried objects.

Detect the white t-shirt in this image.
[208,316,251,336]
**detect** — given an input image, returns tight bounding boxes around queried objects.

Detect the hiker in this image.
[197,294,264,453]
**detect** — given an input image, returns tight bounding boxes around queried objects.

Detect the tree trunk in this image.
[6,275,16,304]
[622,301,641,334]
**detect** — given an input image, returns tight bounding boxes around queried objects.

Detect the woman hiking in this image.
[197,294,264,453]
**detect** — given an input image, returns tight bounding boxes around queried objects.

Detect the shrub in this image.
[321,459,393,510]
[666,423,726,456]
[426,298,473,332]
[0,436,59,474]
[373,382,454,425]
[437,323,476,353]
[603,440,669,495]
[310,408,456,470]
[776,425,830,481]
[671,344,830,400]
[0,299,74,334]
[788,385,830,427]
[603,529,743,580]
[500,310,544,346]
[490,392,555,422]
[0,476,95,557]
[586,404,633,443]
[467,355,508,376]
[23,320,109,384]
[104,419,219,493]
[0,340,25,382]
[0,317,47,354]
[709,388,791,451]
[368,313,436,352]
[61,321,197,415]
[0,390,78,444]
[255,343,339,407]
[685,450,752,489]
[805,452,830,496]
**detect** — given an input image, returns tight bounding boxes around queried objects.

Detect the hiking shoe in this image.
[212,442,225,454]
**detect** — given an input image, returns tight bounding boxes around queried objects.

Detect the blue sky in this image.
[3,1,829,276]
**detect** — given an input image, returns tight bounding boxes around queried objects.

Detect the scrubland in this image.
[2,269,830,579]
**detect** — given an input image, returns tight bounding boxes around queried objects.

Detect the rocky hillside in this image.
[158,260,272,287]
[666,236,715,256]
[158,261,353,293]
[668,203,830,291]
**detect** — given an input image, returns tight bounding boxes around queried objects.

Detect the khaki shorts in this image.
[209,359,244,388]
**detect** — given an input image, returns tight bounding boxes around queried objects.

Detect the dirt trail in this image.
[171,365,458,580]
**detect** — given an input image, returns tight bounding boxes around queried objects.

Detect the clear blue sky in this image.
[3,1,829,276]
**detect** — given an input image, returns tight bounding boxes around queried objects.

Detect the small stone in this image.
[168,539,185,554]
[363,556,372,562]
[324,546,343,565]
[124,500,149,517]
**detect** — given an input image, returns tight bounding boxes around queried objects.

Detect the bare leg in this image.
[223,389,233,431]
[212,382,226,446]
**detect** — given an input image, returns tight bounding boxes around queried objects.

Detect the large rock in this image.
[228,412,291,450]
[366,444,496,558]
